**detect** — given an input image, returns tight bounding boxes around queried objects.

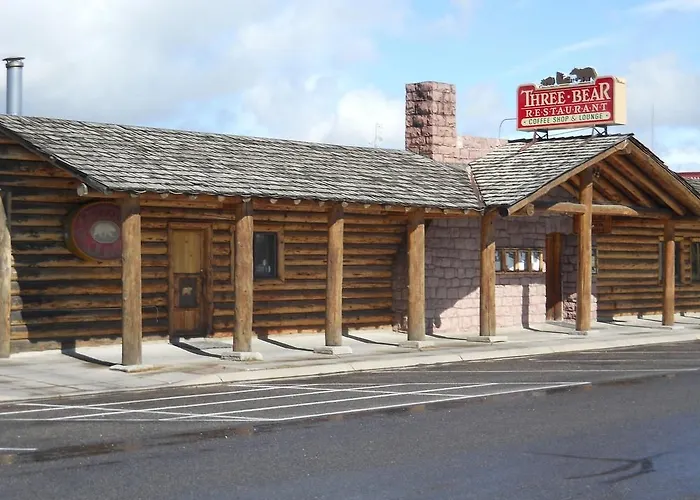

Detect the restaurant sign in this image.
[516,67,627,131]
[65,201,122,261]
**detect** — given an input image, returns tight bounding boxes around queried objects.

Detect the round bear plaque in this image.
[65,201,122,261]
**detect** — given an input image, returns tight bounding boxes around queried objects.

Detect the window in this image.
[254,231,283,280]
[692,242,700,282]
[659,240,681,285]
[496,248,545,274]
[591,246,598,275]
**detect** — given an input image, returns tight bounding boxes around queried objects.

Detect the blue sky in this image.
[1,0,699,170]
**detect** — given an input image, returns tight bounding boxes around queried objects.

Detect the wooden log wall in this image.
[2,157,403,344]
[597,217,699,317]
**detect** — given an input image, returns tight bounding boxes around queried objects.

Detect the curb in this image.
[178,332,700,386]
[2,332,699,403]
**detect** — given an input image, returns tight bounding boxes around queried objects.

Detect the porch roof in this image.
[469,133,700,216]
[0,115,482,211]
[469,134,631,207]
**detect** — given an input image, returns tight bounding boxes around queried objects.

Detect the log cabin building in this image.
[1,80,700,364]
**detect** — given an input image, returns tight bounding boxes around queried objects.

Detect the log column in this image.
[121,197,142,366]
[325,204,344,346]
[662,220,675,326]
[0,192,11,358]
[234,200,254,352]
[480,211,496,336]
[407,210,425,341]
[576,169,593,332]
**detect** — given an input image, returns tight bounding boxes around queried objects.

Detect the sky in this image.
[1,0,699,171]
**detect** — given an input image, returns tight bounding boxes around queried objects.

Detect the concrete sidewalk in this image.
[2,314,700,403]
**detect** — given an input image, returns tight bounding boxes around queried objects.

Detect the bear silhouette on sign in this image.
[540,76,555,86]
[556,72,572,84]
[570,67,598,83]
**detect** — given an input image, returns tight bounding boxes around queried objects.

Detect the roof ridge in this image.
[0,114,418,157]
[507,132,633,144]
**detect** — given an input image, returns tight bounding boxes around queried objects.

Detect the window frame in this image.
[495,247,546,274]
[691,241,700,283]
[253,229,285,282]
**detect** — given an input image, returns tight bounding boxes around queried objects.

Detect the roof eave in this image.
[502,138,631,215]
[0,123,114,195]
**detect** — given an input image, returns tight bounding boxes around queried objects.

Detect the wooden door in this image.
[545,232,563,321]
[168,225,213,336]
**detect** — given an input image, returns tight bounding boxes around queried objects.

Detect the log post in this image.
[121,196,142,366]
[325,204,344,346]
[0,192,11,358]
[576,169,593,332]
[480,210,497,336]
[407,210,425,341]
[662,220,675,326]
[234,200,254,352]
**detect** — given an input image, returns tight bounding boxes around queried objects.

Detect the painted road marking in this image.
[162,383,508,421]
[252,383,594,423]
[0,447,37,452]
[0,382,582,423]
[43,383,410,421]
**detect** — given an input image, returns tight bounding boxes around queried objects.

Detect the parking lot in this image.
[1,341,699,425]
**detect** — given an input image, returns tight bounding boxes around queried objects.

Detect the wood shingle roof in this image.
[468,134,632,207]
[0,115,482,211]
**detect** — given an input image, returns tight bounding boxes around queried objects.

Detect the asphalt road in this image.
[1,342,700,500]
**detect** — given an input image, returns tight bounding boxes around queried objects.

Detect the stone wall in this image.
[457,135,508,163]
[405,82,458,163]
[405,81,505,163]
[562,234,598,323]
[393,214,590,334]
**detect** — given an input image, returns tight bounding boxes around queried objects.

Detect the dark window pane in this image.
[254,232,277,279]
[693,243,700,282]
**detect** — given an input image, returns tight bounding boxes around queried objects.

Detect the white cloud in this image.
[0,0,409,145]
[625,53,700,130]
[427,0,479,36]
[503,36,611,77]
[633,0,700,13]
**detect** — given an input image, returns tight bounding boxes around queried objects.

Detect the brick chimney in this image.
[405,81,458,162]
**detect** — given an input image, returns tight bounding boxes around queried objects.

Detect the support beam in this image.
[480,211,497,336]
[594,174,634,205]
[234,200,254,352]
[576,169,593,332]
[121,197,142,366]
[325,204,344,346]
[0,192,11,358]
[527,201,673,219]
[662,220,675,326]
[600,161,655,208]
[608,154,686,216]
[407,210,425,341]
[570,174,607,204]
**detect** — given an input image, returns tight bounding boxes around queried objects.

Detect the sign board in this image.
[65,201,122,261]
[517,69,627,132]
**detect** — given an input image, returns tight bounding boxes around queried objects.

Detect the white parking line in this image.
[162,383,503,421]
[4,402,255,422]
[264,383,592,423]
[41,383,413,421]
[0,385,301,416]
[0,447,37,452]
